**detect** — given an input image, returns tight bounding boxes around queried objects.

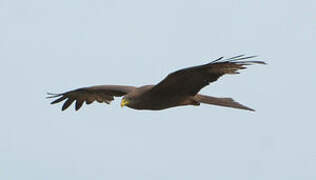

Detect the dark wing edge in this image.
[47,85,136,111]
[204,55,266,75]
[149,55,266,96]
[210,54,266,67]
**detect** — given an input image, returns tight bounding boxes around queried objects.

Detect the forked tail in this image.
[194,94,255,111]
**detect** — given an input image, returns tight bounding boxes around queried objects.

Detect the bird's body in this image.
[48,55,265,112]
[124,85,196,110]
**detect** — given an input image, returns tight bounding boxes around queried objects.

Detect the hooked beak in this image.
[120,98,129,107]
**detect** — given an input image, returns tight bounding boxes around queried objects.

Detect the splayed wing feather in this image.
[50,95,67,104]
[75,99,84,111]
[85,97,94,104]
[226,54,245,60]
[62,98,75,111]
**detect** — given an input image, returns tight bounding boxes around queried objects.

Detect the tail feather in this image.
[195,94,255,111]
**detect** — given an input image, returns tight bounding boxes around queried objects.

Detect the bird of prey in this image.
[47,55,265,112]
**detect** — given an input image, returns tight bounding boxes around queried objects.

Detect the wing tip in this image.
[46,92,62,99]
[211,55,266,65]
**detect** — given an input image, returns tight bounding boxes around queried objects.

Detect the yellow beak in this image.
[120,98,129,107]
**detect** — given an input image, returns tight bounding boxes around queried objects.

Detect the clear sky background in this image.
[1,0,316,179]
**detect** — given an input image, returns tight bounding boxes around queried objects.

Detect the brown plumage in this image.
[47,55,265,111]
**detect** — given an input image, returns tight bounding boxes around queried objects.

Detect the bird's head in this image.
[121,95,138,108]
[120,85,152,108]
[120,97,130,107]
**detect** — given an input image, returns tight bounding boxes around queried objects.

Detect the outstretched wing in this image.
[47,85,136,111]
[149,55,265,96]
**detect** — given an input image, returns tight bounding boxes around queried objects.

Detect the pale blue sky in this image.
[1,0,316,179]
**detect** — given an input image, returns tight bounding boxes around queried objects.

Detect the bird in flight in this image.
[47,55,265,112]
